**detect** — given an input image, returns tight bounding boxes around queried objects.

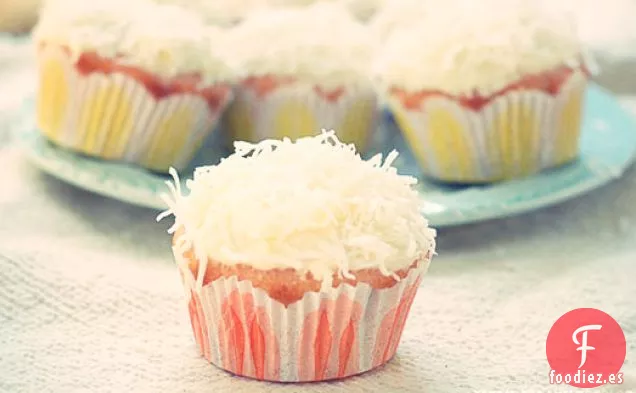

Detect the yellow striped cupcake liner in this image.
[388,70,589,183]
[223,82,377,152]
[36,45,232,173]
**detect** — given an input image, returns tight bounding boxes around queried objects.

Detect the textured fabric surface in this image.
[1,37,636,393]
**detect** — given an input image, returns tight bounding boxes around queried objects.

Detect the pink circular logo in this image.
[546,308,626,388]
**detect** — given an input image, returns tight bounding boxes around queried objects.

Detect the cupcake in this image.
[33,0,235,173]
[375,0,594,183]
[222,3,378,153]
[157,130,436,382]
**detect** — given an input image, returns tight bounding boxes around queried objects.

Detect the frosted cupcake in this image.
[375,0,594,183]
[158,130,436,382]
[223,3,378,153]
[33,0,235,173]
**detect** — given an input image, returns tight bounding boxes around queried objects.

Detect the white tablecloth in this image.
[1,38,636,393]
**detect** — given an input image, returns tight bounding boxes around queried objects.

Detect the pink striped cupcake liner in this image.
[178,255,431,382]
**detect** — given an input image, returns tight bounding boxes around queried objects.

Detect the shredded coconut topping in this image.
[225,3,375,88]
[158,130,436,291]
[266,0,385,21]
[369,0,430,40]
[152,0,271,27]
[374,0,588,95]
[34,0,236,84]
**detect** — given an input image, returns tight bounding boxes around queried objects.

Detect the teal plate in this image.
[16,84,636,227]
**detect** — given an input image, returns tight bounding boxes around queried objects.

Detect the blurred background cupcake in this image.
[33,0,236,173]
[0,0,41,33]
[222,3,378,153]
[375,0,593,183]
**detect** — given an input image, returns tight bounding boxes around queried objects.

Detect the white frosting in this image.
[34,0,136,59]
[369,0,430,40]
[339,0,385,21]
[374,0,587,95]
[266,0,384,21]
[152,0,271,27]
[33,0,235,84]
[158,130,436,290]
[266,0,316,6]
[225,3,375,88]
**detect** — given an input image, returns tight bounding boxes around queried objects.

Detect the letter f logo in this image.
[572,324,602,368]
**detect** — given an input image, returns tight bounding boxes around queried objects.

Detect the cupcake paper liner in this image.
[388,70,589,183]
[223,81,378,152]
[177,254,431,382]
[36,45,233,172]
